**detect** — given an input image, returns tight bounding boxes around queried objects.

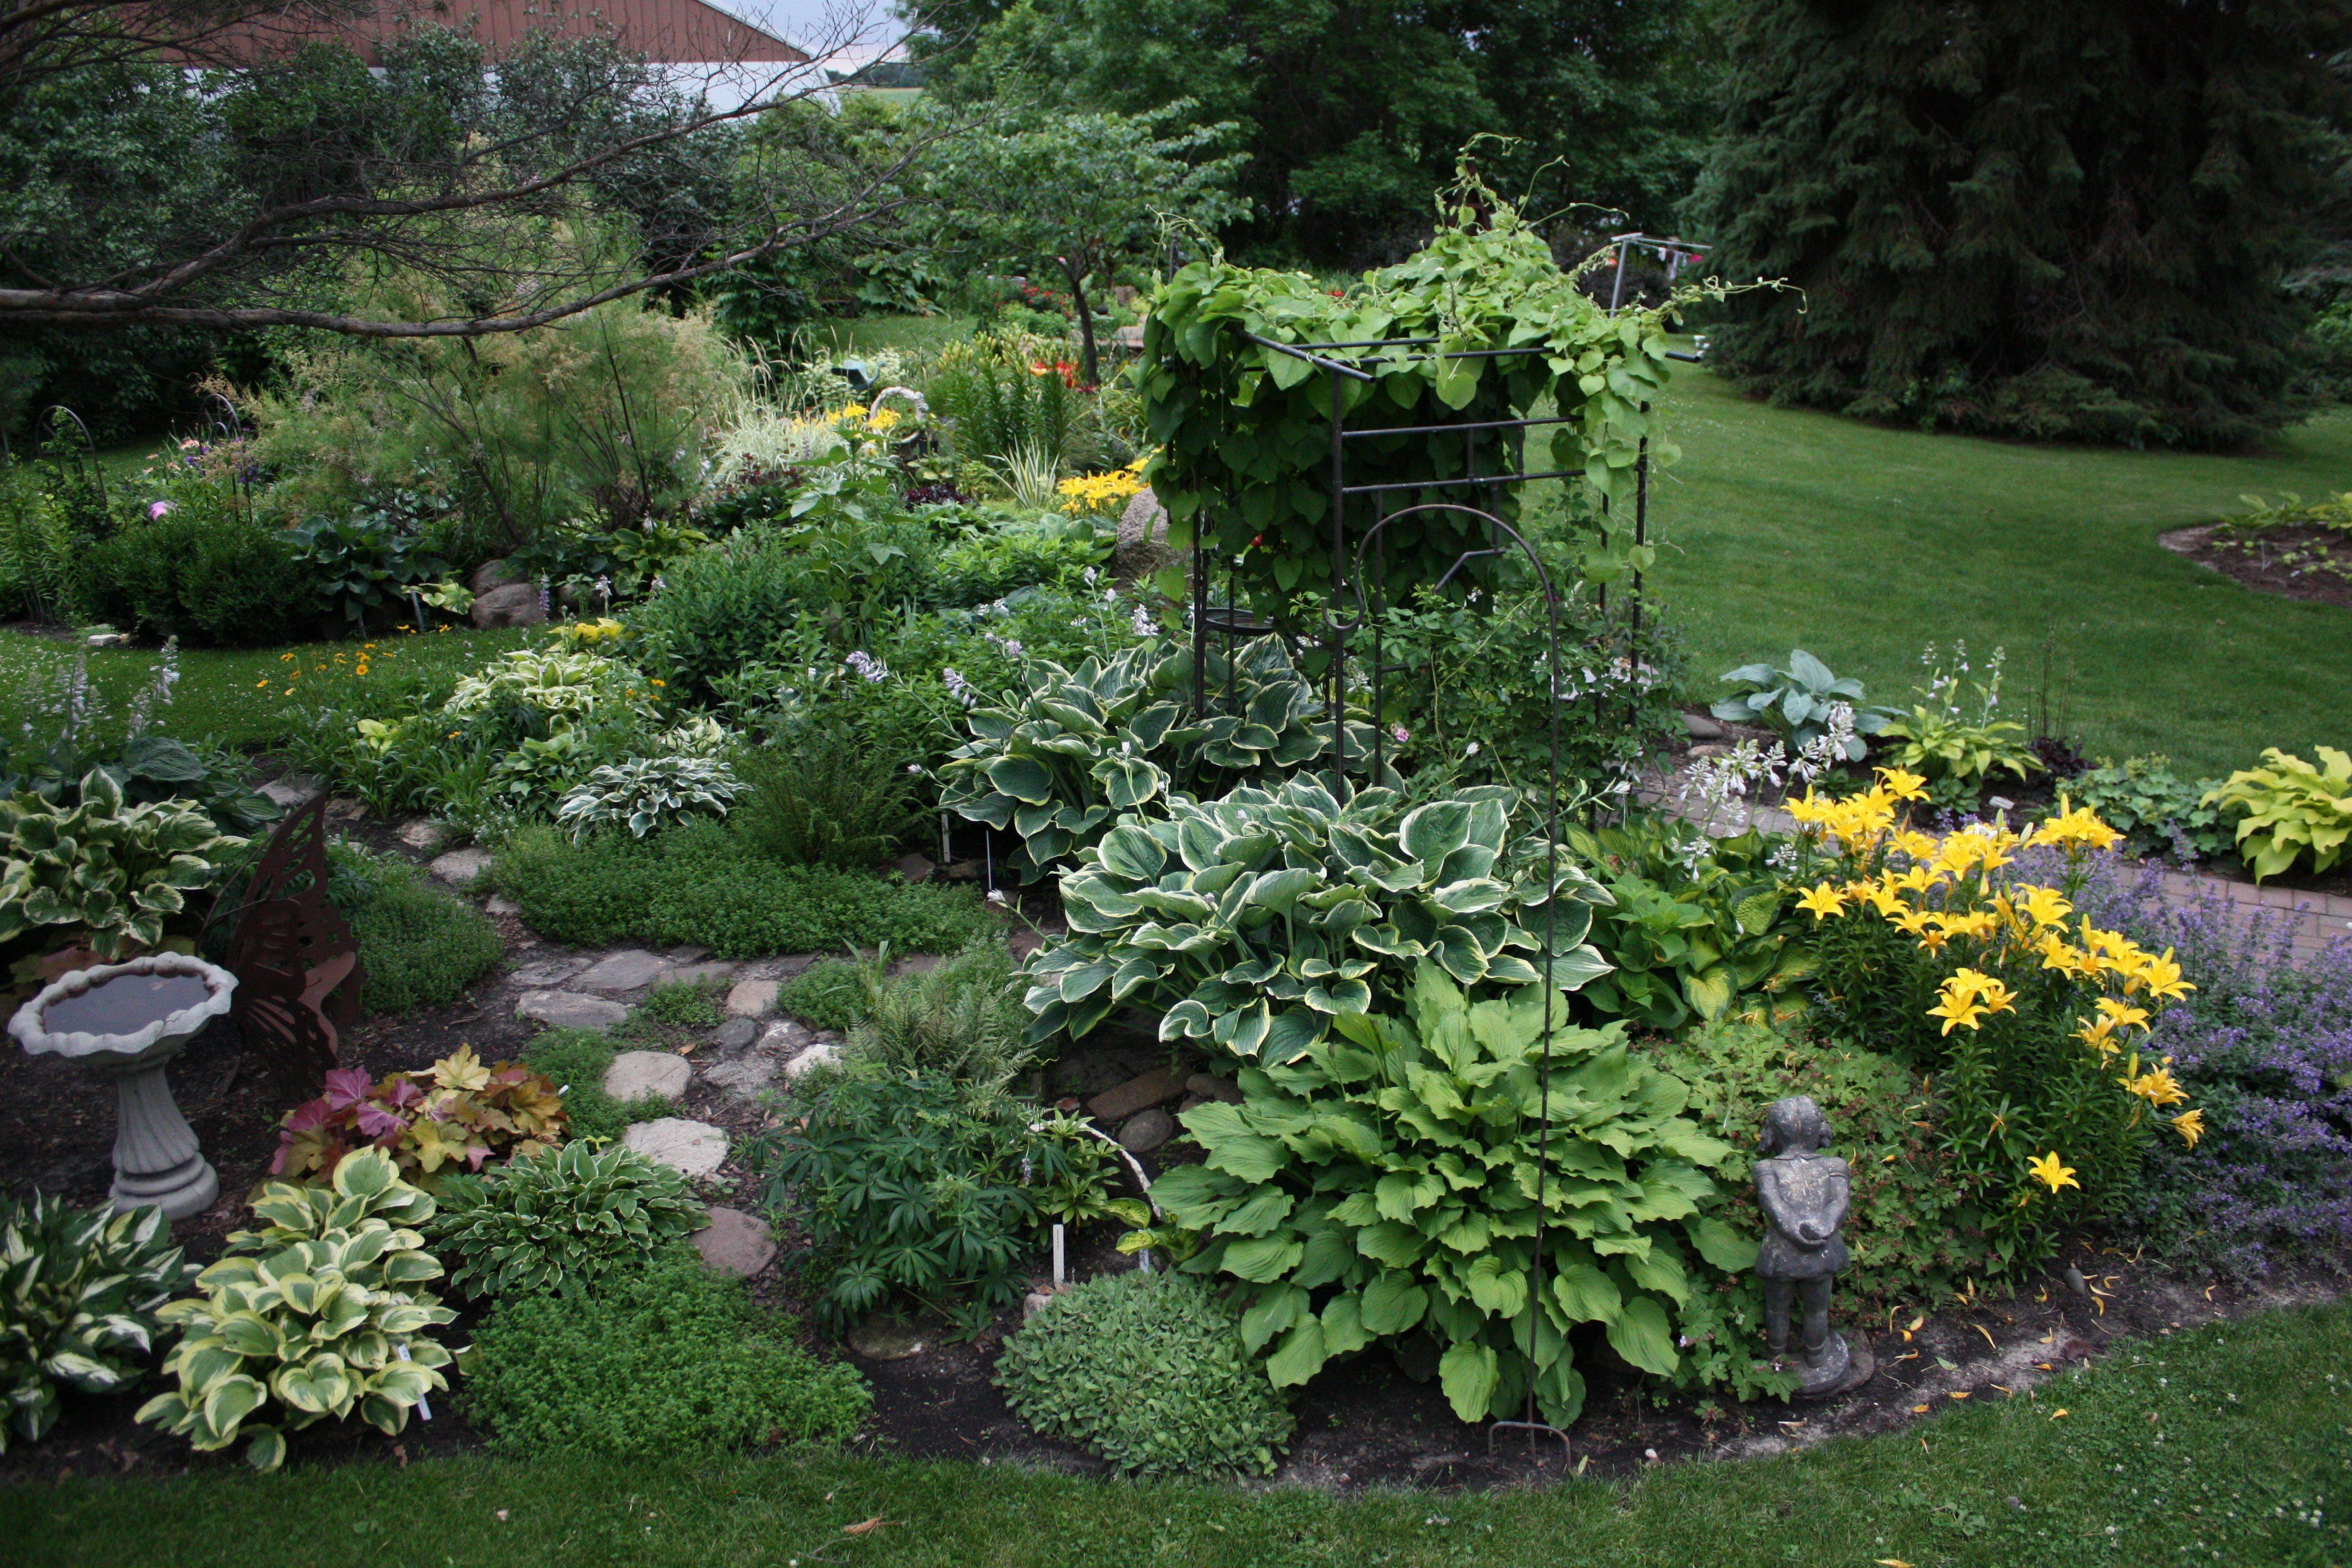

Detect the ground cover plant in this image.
[518,1030,673,1143]
[995,1271,1295,1479]
[489,823,993,959]
[463,1253,869,1458]
[325,843,502,1014]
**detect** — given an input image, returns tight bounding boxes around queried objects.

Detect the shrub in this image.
[1651,1021,1981,1309]
[2201,747,2352,881]
[747,1071,1106,1334]
[521,1029,672,1142]
[0,769,246,959]
[2064,855,2352,1279]
[326,844,502,1014]
[465,1254,869,1456]
[1796,777,2201,1272]
[2065,758,2233,864]
[270,1047,566,1187]
[846,941,1033,1090]
[774,955,881,1031]
[137,1149,455,1472]
[1024,775,1611,1065]
[556,754,744,840]
[431,1141,706,1300]
[78,504,308,646]
[1,1196,196,1453]
[491,821,993,959]
[733,728,917,869]
[1152,965,1765,1426]
[996,1272,1294,1478]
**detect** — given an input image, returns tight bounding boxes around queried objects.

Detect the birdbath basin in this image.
[8,954,236,1220]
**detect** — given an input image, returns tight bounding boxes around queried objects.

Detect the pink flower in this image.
[147,500,173,520]
[1391,724,1410,745]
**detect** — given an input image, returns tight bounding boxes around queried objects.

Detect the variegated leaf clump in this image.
[555,754,743,840]
[136,1148,455,1471]
[1,1195,197,1452]
[941,636,1377,876]
[0,769,244,959]
[1023,775,1612,1064]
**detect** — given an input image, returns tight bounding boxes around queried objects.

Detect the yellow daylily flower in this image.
[2171,1109,2205,1148]
[1875,765,1930,802]
[1795,883,1848,921]
[2027,1151,2080,1194]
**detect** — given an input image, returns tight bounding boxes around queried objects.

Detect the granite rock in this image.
[603,1049,691,1102]
[623,1117,728,1177]
[515,990,628,1031]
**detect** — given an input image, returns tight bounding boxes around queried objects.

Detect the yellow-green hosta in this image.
[135,1149,454,1471]
[0,769,243,959]
[2203,746,2352,881]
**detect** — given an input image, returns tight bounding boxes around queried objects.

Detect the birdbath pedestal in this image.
[8,954,237,1220]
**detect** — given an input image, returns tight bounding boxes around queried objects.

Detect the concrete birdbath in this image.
[8,954,235,1220]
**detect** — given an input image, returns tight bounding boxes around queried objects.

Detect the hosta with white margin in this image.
[2,1194,197,1452]
[1022,776,1611,1064]
[136,1147,455,1471]
[556,755,743,839]
[1150,965,1757,1427]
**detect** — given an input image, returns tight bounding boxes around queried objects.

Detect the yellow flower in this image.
[1876,765,1929,802]
[1795,882,1847,921]
[2033,799,2125,854]
[2076,1014,2121,1059]
[2119,1061,2188,1108]
[1928,993,1985,1033]
[2027,1151,2080,1194]
[2017,885,2073,928]
[1894,829,1941,862]
[2171,1109,2205,1148]
[2094,996,2152,1034]
[2125,948,2193,1003]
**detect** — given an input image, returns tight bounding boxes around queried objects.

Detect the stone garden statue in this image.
[1754,1095,1871,1396]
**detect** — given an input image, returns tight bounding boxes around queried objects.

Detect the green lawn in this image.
[1650,372,2352,777]
[3,1304,2343,1567]
[0,625,536,754]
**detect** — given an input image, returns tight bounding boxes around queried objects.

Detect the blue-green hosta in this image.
[1023,775,1610,1064]
[1,1195,196,1452]
[1150,965,1756,1428]
[0,769,244,959]
[136,1148,455,1471]
[940,636,1378,876]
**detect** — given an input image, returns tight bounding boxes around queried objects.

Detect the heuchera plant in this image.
[272,1046,565,1186]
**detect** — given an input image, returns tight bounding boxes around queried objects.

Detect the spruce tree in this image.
[1685,0,2349,447]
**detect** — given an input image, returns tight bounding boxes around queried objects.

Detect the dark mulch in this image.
[2162,522,2352,609]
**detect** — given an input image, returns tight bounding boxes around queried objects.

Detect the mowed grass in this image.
[0,625,537,753]
[1648,372,2352,777]
[2,1304,2343,1568]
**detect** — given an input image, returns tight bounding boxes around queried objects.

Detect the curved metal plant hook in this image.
[1346,499,1580,1455]
[36,405,105,511]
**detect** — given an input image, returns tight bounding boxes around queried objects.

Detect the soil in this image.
[3,818,2344,1496]
[2162,523,2352,610]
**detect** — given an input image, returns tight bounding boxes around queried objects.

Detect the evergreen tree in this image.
[1684,0,2350,447]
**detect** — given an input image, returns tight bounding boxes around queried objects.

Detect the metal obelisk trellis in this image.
[1174,325,1653,1453]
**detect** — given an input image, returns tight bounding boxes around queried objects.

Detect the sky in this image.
[726,0,912,66]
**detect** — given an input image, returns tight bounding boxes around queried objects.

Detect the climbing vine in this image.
[1139,169,1697,622]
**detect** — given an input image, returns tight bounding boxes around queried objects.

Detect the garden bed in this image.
[2163,522,2352,609]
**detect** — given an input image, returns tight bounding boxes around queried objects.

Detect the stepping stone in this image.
[888,954,942,978]
[604,1049,690,1102]
[259,776,321,809]
[847,1313,927,1362]
[692,1207,777,1278]
[1118,1107,1174,1154]
[576,949,669,993]
[1088,1067,1184,1124]
[666,944,711,963]
[516,990,628,1031]
[895,852,937,883]
[396,818,446,852]
[774,954,823,978]
[509,956,589,990]
[429,847,492,886]
[623,1118,728,1177]
[662,960,739,989]
[784,1042,842,1081]
[704,1053,779,1096]
[1185,1072,1242,1104]
[725,978,780,1017]
[758,1020,814,1053]
[714,1017,759,1052]
[484,895,521,917]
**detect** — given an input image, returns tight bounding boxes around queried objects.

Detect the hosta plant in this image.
[431,1141,706,1300]
[1,1195,197,1453]
[442,645,654,724]
[1149,965,1752,1427]
[271,1047,567,1188]
[941,635,1378,876]
[137,1148,455,1471]
[556,754,744,839]
[2201,747,2352,880]
[1710,650,1895,759]
[1024,776,1610,1065]
[0,769,245,959]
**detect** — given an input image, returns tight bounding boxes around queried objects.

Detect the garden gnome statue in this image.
[1754,1095,1870,1396]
